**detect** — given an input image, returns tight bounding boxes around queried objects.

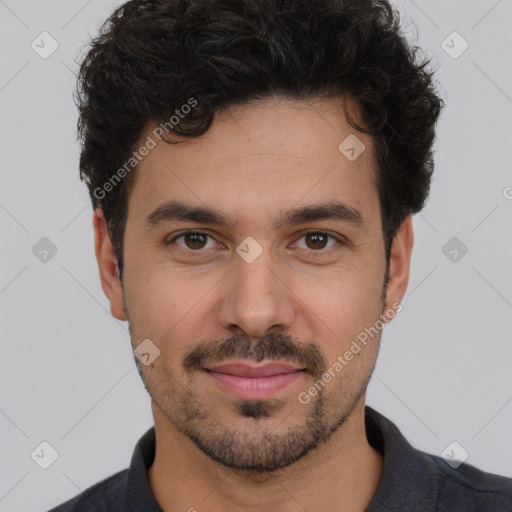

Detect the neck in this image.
[148,398,383,512]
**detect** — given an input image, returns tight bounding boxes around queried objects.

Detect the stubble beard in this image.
[136,359,375,474]
[125,269,387,474]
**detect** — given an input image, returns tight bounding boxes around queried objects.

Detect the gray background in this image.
[1,0,511,510]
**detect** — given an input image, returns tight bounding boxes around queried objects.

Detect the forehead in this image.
[126,96,380,233]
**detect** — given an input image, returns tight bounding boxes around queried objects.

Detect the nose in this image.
[215,245,297,339]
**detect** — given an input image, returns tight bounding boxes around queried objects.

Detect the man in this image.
[49,0,512,510]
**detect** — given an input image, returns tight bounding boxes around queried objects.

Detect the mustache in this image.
[183,332,327,378]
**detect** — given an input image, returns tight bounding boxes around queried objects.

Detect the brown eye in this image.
[304,232,329,250]
[168,231,216,251]
[183,232,208,250]
[294,232,341,252]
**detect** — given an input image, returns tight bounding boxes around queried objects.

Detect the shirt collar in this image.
[125,426,162,511]
[365,406,442,511]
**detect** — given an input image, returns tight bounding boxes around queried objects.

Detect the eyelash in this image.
[166,230,345,256]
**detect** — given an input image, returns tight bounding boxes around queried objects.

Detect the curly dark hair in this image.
[75,0,443,280]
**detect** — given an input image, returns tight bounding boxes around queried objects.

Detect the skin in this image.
[93,95,413,512]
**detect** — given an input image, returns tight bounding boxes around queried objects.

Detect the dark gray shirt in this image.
[47,406,512,511]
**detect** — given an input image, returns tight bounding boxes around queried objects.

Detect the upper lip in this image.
[205,361,305,377]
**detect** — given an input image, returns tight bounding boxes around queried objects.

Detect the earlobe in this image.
[92,208,128,321]
[383,215,414,319]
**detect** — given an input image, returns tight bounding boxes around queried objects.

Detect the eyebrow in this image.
[145,199,366,231]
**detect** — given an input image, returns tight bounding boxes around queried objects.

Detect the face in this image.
[96,96,412,473]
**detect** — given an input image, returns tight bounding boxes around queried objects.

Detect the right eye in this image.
[166,230,223,253]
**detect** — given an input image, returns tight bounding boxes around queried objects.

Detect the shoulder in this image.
[365,407,512,511]
[426,452,512,511]
[46,469,128,512]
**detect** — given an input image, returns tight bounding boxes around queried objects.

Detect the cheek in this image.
[300,272,384,358]
[123,270,179,335]
[319,300,383,394]
[124,269,219,348]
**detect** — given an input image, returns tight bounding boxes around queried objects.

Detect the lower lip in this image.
[205,370,305,400]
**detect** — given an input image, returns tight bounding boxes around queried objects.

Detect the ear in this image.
[383,215,414,320]
[92,208,127,321]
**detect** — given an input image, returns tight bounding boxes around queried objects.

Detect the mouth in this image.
[203,361,307,400]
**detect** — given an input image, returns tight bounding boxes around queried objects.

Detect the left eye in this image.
[293,232,341,251]
[167,231,342,253]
